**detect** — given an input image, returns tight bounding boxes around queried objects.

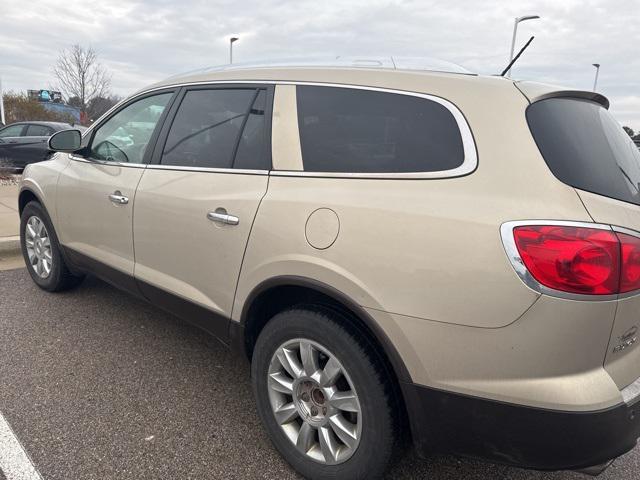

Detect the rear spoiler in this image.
[515,81,610,109]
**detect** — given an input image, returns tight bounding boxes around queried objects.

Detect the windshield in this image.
[527,98,640,206]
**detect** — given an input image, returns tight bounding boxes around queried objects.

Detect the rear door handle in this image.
[207,209,239,226]
[108,191,129,205]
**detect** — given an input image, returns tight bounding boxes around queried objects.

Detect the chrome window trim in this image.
[68,154,147,169]
[90,79,477,180]
[621,376,640,404]
[146,164,268,175]
[500,220,619,302]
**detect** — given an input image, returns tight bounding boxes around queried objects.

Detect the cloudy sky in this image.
[1,0,639,130]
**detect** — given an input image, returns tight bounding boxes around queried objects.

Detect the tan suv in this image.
[18,61,640,479]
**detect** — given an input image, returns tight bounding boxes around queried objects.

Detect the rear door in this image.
[133,84,273,339]
[527,97,640,390]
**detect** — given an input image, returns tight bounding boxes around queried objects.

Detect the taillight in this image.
[512,225,620,295]
[505,222,640,296]
[617,232,640,293]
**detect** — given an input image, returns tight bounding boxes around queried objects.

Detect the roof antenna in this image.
[500,36,535,77]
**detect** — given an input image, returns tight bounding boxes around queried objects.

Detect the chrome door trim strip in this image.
[145,164,268,175]
[68,154,147,169]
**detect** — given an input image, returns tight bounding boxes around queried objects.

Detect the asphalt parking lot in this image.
[1,266,639,479]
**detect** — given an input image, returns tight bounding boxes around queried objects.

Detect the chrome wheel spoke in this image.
[329,414,358,449]
[276,347,303,379]
[320,357,342,387]
[319,426,340,464]
[26,224,37,238]
[329,390,360,413]
[296,422,316,453]
[274,402,298,425]
[300,340,320,377]
[269,372,294,394]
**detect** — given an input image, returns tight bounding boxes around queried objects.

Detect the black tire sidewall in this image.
[20,201,67,291]
[252,308,394,480]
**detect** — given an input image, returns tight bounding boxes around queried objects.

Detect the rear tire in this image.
[252,307,397,480]
[20,200,84,292]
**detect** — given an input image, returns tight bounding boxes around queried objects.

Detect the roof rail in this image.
[167,56,474,80]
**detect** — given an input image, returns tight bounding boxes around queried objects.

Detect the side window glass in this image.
[26,125,53,136]
[89,93,172,163]
[0,125,25,138]
[296,86,465,173]
[161,89,257,169]
[234,90,269,170]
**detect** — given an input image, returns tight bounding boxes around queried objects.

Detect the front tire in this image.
[20,200,84,291]
[252,308,397,480]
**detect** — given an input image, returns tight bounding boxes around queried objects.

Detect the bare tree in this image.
[53,45,111,119]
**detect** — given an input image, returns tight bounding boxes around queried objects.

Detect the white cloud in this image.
[1,0,638,128]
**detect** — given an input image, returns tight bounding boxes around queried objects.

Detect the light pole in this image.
[592,63,601,91]
[507,15,540,77]
[0,77,5,125]
[229,37,239,64]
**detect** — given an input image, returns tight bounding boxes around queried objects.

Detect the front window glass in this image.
[0,125,25,138]
[89,93,172,163]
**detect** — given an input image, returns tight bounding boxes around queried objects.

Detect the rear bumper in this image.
[403,382,640,471]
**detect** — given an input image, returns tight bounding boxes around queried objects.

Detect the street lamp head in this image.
[516,15,540,23]
[593,63,600,68]
[230,37,239,44]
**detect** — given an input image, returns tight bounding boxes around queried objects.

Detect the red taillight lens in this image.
[617,232,640,293]
[512,225,620,295]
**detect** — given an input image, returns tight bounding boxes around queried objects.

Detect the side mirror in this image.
[48,129,82,152]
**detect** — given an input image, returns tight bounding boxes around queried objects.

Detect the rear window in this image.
[528,98,640,206]
[296,85,465,174]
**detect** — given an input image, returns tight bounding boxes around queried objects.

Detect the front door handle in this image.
[207,208,239,226]
[108,191,129,205]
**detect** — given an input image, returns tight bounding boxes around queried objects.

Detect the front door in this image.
[133,85,273,339]
[55,91,175,288]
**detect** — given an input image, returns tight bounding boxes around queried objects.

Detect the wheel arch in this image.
[237,275,414,442]
[18,187,43,215]
[239,276,411,381]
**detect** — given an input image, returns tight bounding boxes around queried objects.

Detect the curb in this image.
[0,236,21,255]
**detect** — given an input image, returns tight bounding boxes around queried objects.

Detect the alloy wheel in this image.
[24,215,53,279]
[267,338,362,465]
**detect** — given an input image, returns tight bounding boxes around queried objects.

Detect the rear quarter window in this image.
[296,85,466,174]
[527,98,640,206]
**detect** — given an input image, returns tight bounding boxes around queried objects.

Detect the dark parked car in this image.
[0,121,84,172]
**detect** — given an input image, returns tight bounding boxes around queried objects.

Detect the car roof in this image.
[142,57,517,97]
[4,121,72,130]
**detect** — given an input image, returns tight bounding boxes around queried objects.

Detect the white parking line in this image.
[0,411,42,480]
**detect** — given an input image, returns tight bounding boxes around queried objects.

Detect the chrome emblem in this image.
[613,326,638,354]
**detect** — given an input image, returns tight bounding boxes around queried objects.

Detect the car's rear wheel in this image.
[20,200,84,291]
[252,307,397,480]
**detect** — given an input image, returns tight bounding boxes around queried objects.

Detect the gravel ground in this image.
[0,174,20,186]
[0,267,638,479]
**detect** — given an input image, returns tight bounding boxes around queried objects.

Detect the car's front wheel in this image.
[252,307,397,480]
[20,200,84,291]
